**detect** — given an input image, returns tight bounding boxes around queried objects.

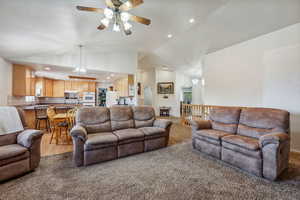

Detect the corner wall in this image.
[0,57,12,105]
[203,23,300,151]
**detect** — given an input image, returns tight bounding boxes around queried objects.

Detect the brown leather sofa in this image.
[71,106,172,167]
[191,106,290,181]
[0,107,43,182]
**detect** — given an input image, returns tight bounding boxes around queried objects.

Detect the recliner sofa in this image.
[71,106,172,167]
[191,106,290,181]
[0,107,43,182]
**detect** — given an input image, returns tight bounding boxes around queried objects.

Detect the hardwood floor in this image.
[41,132,73,157]
[41,118,191,157]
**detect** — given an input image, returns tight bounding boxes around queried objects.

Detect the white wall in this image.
[203,23,300,151]
[13,51,138,75]
[0,57,12,105]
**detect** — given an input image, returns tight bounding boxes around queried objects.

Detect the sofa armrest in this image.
[259,132,290,148]
[17,129,43,148]
[190,120,212,131]
[259,132,290,181]
[70,125,88,142]
[154,119,172,129]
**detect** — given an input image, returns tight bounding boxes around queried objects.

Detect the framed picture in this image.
[157,82,174,94]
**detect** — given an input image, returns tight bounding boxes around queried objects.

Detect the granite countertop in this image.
[22,104,80,110]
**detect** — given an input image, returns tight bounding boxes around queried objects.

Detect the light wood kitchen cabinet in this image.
[52,80,65,97]
[114,75,134,97]
[13,64,35,96]
[64,80,72,91]
[44,78,53,97]
[88,82,96,92]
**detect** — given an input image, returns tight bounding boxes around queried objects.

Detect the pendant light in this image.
[74,45,87,73]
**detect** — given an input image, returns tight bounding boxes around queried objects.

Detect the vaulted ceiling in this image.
[0,0,300,69]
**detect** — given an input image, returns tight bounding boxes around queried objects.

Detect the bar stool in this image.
[34,106,50,132]
[47,107,69,144]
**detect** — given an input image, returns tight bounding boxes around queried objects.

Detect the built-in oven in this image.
[82,92,96,106]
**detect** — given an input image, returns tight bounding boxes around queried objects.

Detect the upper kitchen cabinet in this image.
[35,77,53,97]
[52,80,65,97]
[12,64,35,96]
[114,75,135,97]
[88,82,96,92]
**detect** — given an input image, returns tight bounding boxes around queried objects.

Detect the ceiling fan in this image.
[76,0,151,35]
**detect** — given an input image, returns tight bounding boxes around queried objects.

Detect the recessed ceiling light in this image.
[107,77,111,80]
[167,34,173,38]
[189,18,195,23]
[44,67,51,71]
[110,73,115,77]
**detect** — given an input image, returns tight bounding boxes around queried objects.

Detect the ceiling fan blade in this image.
[130,15,151,26]
[97,24,107,30]
[120,0,144,11]
[76,6,104,13]
[105,0,115,9]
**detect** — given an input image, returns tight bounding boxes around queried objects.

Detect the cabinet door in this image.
[12,65,27,96]
[71,81,79,91]
[45,79,53,97]
[30,77,36,96]
[88,82,96,92]
[53,80,65,97]
[64,80,72,91]
[80,81,89,92]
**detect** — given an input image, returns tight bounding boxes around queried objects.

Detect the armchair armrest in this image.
[70,125,88,142]
[17,129,43,148]
[259,132,290,148]
[154,119,172,129]
[190,120,212,131]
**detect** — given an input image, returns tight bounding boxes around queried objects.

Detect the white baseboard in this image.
[291,149,300,153]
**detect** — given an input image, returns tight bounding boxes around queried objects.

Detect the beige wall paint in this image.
[204,23,300,151]
[0,57,12,106]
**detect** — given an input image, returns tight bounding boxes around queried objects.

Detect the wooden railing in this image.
[181,104,210,126]
[181,104,246,126]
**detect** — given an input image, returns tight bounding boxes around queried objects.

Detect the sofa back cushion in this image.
[76,107,112,134]
[237,108,290,138]
[132,106,155,128]
[0,133,18,146]
[110,106,134,131]
[209,107,241,134]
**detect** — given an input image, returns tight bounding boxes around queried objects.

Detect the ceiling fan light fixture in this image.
[113,23,120,32]
[101,18,110,27]
[104,8,114,19]
[124,22,132,30]
[124,1,132,8]
[121,12,131,22]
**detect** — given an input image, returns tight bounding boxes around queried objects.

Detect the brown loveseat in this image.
[191,106,290,181]
[71,106,172,167]
[0,107,43,182]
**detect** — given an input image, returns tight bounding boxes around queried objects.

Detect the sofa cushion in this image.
[238,108,290,138]
[193,129,232,145]
[76,107,111,134]
[110,106,134,131]
[0,144,28,161]
[222,135,260,151]
[113,129,144,144]
[139,127,165,138]
[222,141,261,159]
[132,106,155,128]
[209,107,241,134]
[84,132,118,151]
[0,150,29,167]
